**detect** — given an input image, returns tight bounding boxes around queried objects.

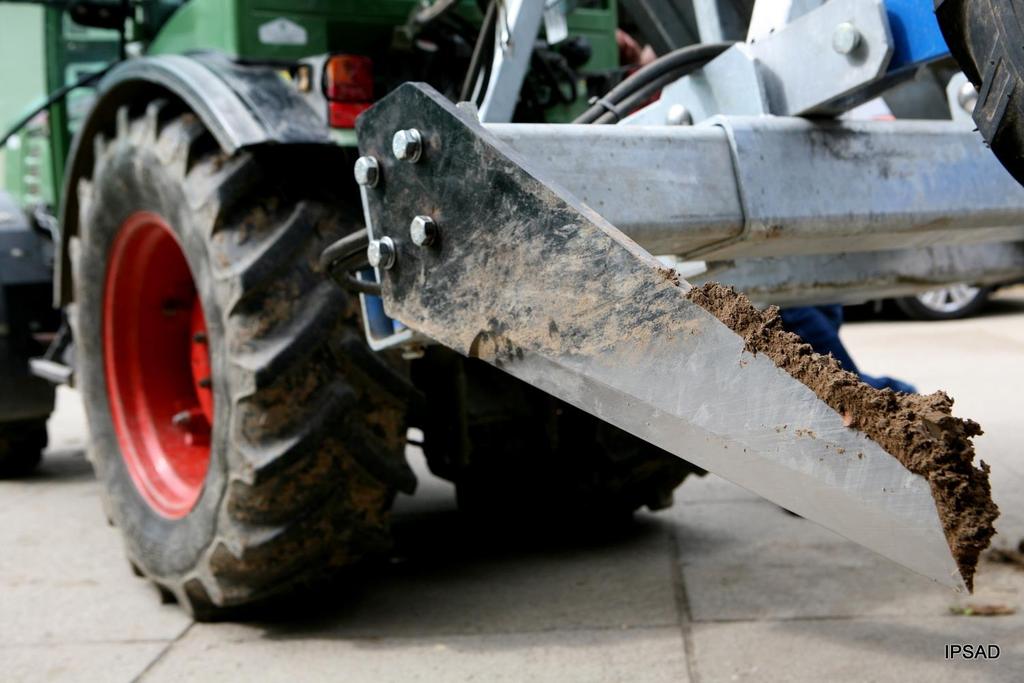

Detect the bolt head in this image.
[958,81,978,113]
[367,236,397,270]
[354,156,380,187]
[392,128,423,162]
[666,104,692,126]
[832,22,862,55]
[409,215,438,246]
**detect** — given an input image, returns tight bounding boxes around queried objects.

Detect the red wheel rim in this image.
[103,212,213,519]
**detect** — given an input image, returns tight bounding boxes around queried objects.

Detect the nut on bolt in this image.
[392,128,423,162]
[832,22,861,55]
[409,215,438,246]
[367,236,397,270]
[353,156,380,187]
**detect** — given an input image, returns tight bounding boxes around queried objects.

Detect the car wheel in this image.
[895,284,991,321]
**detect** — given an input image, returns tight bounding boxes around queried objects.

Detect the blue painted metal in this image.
[885,0,950,70]
[363,292,398,339]
[357,270,404,341]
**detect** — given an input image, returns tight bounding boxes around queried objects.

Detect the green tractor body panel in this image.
[2,0,618,215]
[148,0,617,79]
[149,0,424,58]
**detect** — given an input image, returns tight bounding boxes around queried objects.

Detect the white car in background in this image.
[894,283,992,320]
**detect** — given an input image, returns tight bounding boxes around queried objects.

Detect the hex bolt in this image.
[409,215,438,247]
[367,236,397,270]
[832,22,861,55]
[353,156,380,187]
[666,104,693,126]
[392,128,423,162]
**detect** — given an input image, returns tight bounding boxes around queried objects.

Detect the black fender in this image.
[55,52,331,305]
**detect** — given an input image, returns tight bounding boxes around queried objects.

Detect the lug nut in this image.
[832,22,861,55]
[353,156,380,187]
[392,129,423,162]
[409,215,438,246]
[367,236,397,270]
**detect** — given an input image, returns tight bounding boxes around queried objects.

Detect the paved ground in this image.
[3,290,1024,682]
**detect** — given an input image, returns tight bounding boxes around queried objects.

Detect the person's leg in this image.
[779,305,916,393]
[779,305,861,373]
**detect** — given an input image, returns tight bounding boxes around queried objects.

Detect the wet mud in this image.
[685,283,998,590]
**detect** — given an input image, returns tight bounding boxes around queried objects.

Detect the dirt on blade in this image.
[685,283,998,591]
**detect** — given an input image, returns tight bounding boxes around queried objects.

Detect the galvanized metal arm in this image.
[485,116,1024,306]
[353,83,965,590]
[487,119,1024,261]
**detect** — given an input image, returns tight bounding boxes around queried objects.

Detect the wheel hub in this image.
[103,212,213,519]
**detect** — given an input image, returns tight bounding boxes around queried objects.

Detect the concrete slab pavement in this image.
[1,290,1023,682]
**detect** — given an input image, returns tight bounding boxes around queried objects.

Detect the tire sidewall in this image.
[76,126,229,576]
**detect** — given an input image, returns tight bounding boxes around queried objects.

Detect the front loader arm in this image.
[347,83,999,591]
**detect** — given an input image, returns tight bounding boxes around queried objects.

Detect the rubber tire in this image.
[894,285,991,320]
[937,0,1024,184]
[73,101,412,620]
[0,419,47,478]
[414,351,699,522]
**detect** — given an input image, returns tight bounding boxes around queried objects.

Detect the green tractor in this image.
[1,0,694,619]
[1,0,1015,623]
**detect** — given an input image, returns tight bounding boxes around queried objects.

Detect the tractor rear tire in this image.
[938,0,1024,184]
[0,419,47,478]
[414,351,699,523]
[73,101,412,620]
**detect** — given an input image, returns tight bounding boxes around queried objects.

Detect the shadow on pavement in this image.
[978,295,1024,319]
[232,491,686,640]
[15,449,92,484]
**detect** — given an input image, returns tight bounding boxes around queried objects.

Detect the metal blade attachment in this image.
[355,83,965,591]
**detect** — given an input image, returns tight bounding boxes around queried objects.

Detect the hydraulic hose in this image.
[0,64,115,149]
[573,42,733,124]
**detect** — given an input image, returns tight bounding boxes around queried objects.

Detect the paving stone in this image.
[692,616,1023,683]
[254,462,682,638]
[0,450,191,645]
[0,642,168,683]
[141,626,689,683]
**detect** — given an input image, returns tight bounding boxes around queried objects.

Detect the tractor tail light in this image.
[324,55,373,128]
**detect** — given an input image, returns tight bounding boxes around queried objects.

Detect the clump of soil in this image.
[685,283,998,591]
